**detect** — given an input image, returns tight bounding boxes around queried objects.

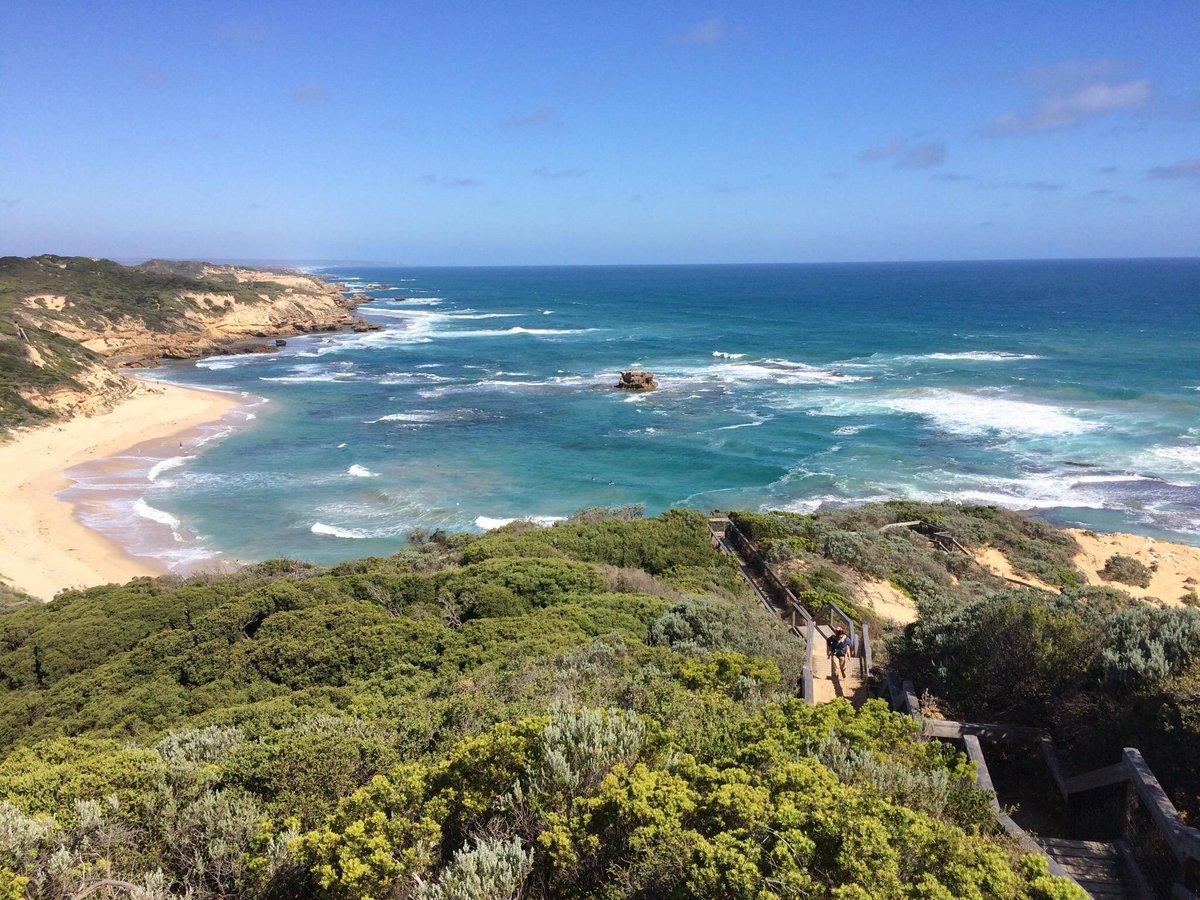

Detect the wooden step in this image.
[1038,838,1141,899]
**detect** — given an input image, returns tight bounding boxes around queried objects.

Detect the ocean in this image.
[65,260,1200,569]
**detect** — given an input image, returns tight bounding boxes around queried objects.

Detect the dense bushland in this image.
[0,509,1084,898]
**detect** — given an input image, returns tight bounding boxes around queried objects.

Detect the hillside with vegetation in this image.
[0,255,366,432]
[0,505,1126,899]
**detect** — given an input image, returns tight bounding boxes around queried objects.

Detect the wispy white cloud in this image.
[292,81,330,106]
[675,17,725,45]
[860,138,945,169]
[1147,158,1200,180]
[984,58,1151,136]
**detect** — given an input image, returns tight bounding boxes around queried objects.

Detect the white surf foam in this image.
[196,356,265,370]
[875,389,1097,438]
[440,326,591,338]
[712,350,746,359]
[473,515,566,530]
[921,351,1043,362]
[310,522,369,539]
[715,413,772,431]
[832,425,872,436]
[133,498,183,539]
[365,412,439,424]
[259,372,355,383]
[347,464,376,478]
[147,455,195,482]
[675,357,869,386]
[1133,444,1200,477]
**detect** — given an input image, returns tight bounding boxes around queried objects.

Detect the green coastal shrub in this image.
[1099,554,1152,588]
[1100,605,1200,686]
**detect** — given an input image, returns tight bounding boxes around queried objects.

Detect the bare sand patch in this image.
[859,578,919,625]
[1066,529,1200,608]
[971,547,1061,593]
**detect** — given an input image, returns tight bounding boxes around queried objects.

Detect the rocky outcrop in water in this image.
[614,370,658,392]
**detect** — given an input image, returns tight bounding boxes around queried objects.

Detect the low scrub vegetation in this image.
[0,509,1086,898]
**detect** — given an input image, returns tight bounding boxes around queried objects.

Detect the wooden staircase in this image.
[1038,838,1147,899]
[812,622,867,705]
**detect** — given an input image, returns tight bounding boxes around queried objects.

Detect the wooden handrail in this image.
[709,517,818,701]
[1124,748,1200,869]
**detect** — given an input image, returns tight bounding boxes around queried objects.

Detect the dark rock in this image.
[614,370,657,392]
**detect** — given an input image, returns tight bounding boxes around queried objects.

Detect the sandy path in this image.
[0,379,241,600]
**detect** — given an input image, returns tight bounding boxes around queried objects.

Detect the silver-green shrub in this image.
[420,836,532,900]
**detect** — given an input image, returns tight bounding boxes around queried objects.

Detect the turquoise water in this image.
[105,260,1200,567]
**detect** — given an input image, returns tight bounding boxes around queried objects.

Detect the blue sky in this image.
[2,1,1198,264]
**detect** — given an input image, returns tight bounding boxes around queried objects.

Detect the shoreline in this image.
[0,378,246,601]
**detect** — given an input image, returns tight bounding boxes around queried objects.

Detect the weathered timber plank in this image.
[1064,762,1128,795]
[1124,748,1200,867]
[902,679,922,722]
[963,735,1002,814]
[923,719,1041,741]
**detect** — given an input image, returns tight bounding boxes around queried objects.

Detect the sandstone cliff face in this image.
[19,267,364,367]
[16,361,135,419]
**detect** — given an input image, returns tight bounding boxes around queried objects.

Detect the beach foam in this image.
[347,464,376,477]
[147,455,195,482]
[1134,444,1200,478]
[133,498,184,538]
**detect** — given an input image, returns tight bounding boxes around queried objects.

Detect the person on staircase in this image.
[826,625,852,678]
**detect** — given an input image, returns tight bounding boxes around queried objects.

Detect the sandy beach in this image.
[0,379,242,601]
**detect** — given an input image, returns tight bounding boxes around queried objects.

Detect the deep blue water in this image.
[91,260,1200,566]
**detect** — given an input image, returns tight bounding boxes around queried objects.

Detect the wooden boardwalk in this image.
[711,517,1199,898]
[709,517,869,707]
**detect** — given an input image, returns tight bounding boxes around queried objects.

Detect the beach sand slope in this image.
[0,379,240,601]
